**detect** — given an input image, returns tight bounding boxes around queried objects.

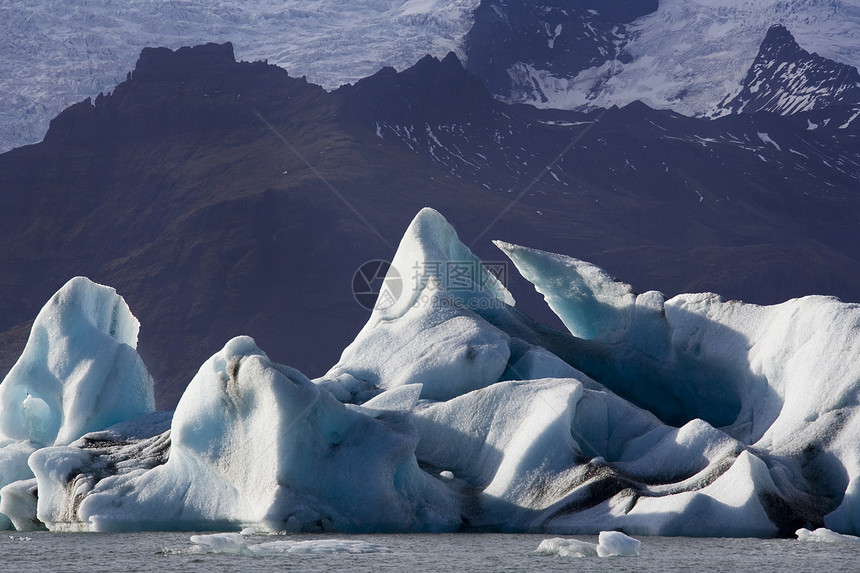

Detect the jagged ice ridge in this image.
[0,208,859,537]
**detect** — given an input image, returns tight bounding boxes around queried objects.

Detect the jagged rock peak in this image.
[132,42,237,82]
[717,24,860,116]
[42,41,312,144]
[759,24,799,57]
[339,50,494,126]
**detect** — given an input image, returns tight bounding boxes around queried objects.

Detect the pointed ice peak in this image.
[50,276,141,348]
[371,208,515,323]
[494,240,664,342]
[0,277,154,447]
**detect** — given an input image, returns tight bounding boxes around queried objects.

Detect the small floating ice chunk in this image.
[535,537,599,557]
[189,532,247,553]
[439,471,454,480]
[187,533,390,554]
[536,532,640,558]
[249,539,392,554]
[796,527,860,543]
[597,531,641,556]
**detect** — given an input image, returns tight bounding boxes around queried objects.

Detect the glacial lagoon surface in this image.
[2,531,859,572]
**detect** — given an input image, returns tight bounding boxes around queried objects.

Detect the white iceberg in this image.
[495,238,860,535]
[0,478,40,531]
[0,277,155,528]
[535,530,640,557]
[186,532,391,554]
[0,276,154,447]
[2,207,860,537]
[796,527,860,543]
[321,208,515,402]
[31,336,458,532]
[189,532,247,554]
[596,531,641,557]
[534,536,599,557]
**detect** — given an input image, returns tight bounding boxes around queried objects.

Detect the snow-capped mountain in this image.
[0,0,480,153]
[716,25,860,116]
[345,52,860,203]
[484,0,860,116]
[462,0,657,103]
[4,0,860,153]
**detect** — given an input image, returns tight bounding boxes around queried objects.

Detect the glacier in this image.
[0,0,480,153]
[507,0,860,117]
[6,0,860,153]
[0,207,859,537]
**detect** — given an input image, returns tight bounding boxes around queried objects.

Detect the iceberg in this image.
[796,527,860,543]
[0,276,154,447]
[30,336,458,532]
[189,532,247,554]
[535,531,641,558]
[495,239,860,535]
[247,539,391,554]
[596,531,641,557]
[186,532,392,554]
[0,277,155,528]
[1,207,860,537]
[320,208,515,402]
[535,536,600,558]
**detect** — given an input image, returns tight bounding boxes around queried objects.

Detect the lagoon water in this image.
[3,531,859,572]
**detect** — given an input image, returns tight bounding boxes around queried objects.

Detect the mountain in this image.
[478,0,860,116]
[716,25,860,118]
[0,0,481,153]
[462,0,657,104]
[5,0,860,153]
[1,43,859,408]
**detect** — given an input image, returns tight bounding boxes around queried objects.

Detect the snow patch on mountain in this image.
[510,0,860,117]
[0,0,480,153]
[715,25,860,116]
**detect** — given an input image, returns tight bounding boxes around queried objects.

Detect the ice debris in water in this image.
[189,532,247,554]
[249,539,392,554]
[188,532,391,554]
[535,537,599,558]
[596,531,642,557]
[796,528,860,543]
[535,531,641,557]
